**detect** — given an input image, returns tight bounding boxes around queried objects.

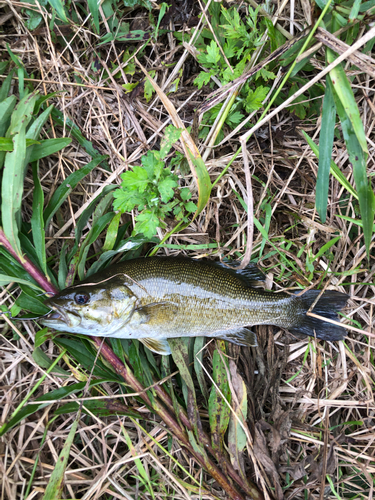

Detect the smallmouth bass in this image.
[41,257,348,355]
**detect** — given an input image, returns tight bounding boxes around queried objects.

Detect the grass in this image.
[0,0,374,499]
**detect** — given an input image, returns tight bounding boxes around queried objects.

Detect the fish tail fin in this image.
[290,290,349,341]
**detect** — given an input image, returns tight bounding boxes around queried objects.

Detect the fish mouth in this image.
[41,304,78,328]
[43,310,64,321]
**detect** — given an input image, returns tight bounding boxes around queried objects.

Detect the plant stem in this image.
[0,228,58,295]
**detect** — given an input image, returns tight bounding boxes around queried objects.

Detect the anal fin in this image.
[217,327,257,347]
[140,337,171,355]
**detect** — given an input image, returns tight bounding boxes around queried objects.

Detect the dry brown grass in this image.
[0,0,374,499]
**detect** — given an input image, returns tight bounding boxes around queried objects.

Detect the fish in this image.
[41,257,349,355]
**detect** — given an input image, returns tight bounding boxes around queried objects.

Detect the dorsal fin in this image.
[209,260,266,288]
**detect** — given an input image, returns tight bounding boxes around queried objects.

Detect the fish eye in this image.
[74,293,89,305]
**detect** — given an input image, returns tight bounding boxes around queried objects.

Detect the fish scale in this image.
[41,257,349,355]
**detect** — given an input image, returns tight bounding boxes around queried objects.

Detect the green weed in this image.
[113,125,197,238]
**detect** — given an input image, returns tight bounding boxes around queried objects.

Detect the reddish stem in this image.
[0,229,58,296]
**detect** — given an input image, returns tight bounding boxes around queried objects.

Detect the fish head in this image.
[41,277,138,336]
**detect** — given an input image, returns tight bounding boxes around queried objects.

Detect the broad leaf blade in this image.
[56,337,121,382]
[1,123,26,260]
[193,337,208,403]
[0,69,15,102]
[77,211,116,279]
[26,104,54,140]
[8,92,38,136]
[0,273,43,290]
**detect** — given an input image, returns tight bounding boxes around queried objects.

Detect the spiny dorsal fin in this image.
[209,260,266,288]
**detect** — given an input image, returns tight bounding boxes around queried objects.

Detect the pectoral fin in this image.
[134,302,178,324]
[217,327,257,347]
[140,337,171,355]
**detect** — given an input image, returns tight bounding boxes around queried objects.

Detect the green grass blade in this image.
[16,288,50,315]
[102,212,122,251]
[311,236,341,263]
[42,409,80,500]
[87,0,100,32]
[76,212,116,279]
[349,0,362,21]
[331,75,375,258]
[327,48,368,154]
[0,95,16,136]
[67,185,117,263]
[0,138,40,151]
[0,62,8,74]
[46,0,68,23]
[317,77,336,223]
[29,138,72,162]
[32,348,69,376]
[1,122,26,260]
[55,400,146,418]
[50,107,110,168]
[0,251,43,287]
[0,69,15,102]
[0,273,43,290]
[0,380,107,436]
[43,156,106,228]
[56,338,121,382]
[76,190,115,279]
[193,337,209,403]
[0,352,73,437]
[31,162,47,275]
[24,104,56,165]
[26,104,53,140]
[336,214,375,232]
[187,150,212,214]
[169,338,195,399]
[302,130,358,199]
